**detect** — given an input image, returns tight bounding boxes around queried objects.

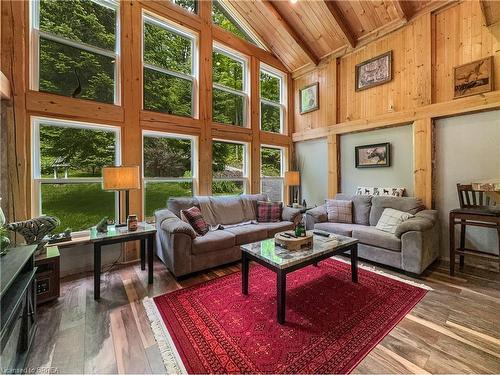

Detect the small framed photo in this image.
[299,82,319,114]
[355,143,391,168]
[453,56,493,99]
[355,51,392,91]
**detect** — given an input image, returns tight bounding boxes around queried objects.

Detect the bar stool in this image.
[449,184,500,275]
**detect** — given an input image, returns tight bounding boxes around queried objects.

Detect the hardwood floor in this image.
[27,257,500,374]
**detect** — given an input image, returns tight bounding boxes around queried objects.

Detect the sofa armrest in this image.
[395,210,438,238]
[401,222,440,275]
[305,204,327,230]
[282,206,302,225]
[155,209,196,238]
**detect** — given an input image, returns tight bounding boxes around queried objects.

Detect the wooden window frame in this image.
[259,65,286,135]
[212,139,250,195]
[260,145,285,202]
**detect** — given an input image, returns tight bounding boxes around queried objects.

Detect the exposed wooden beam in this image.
[262,0,320,66]
[323,0,356,49]
[0,71,11,100]
[393,0,411,22]
[480,0,500,26]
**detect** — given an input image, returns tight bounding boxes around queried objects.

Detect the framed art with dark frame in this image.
[355,142,391,168]
[355,51,392,92]
[299,82,319,114]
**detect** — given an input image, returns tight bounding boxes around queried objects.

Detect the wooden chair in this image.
[449,184,500,275]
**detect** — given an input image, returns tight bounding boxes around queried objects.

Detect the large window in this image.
[260,68,285,134]
[261,146,285,202]
[143,132,196,219]
[170,0,197,13]
[31,0,119,104]
[143,14,197,117]
[212,0,260,46]
[212,47,248,126]
[32,118,120,232]
[212,140,248,195]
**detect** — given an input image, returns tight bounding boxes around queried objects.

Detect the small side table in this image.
[35,246,60,305]
[90,223,156,300]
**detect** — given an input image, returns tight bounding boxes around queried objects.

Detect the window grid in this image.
[32,117,121,233]
[30,0,121,104]
[260,67,286,134]
[142,131,197,219]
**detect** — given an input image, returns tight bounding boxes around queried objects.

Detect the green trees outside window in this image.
[212,50,247,126]
[143,134,194,219]
[261,146,284,202]
[143,17,195,117]
[260,70,284,133]
[171,0,197,13]
[212,141,247,195]
[36,121,118,232]
[37,0,118,104]
[212,1,257,45]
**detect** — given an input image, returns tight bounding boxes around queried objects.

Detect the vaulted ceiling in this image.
[223,0,454,73]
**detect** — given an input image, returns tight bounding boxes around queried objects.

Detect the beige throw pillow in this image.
[326,199,353,223]
[375,208,414,234]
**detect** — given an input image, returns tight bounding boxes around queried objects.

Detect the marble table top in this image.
[241,231,358,270]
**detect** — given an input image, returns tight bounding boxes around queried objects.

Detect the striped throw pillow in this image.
[375,208,413,234]
[256,201,282,223]
[181,206,209,236]
[326,199,353,223]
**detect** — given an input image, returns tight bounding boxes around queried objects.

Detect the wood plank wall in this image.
[292,0,500,208]
[0,0,293,237]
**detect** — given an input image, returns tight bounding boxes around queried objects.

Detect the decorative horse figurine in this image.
[7,216,60,254]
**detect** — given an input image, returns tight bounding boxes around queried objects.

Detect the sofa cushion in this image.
[224,224,268,245]
[192,230,236,255]
[314,222,367,237]
[336,194,372,225]
[168,197,199,218]
[257,221,294,237]
[326,199,353,223]
[352,226,401,252]
[240,194,268,221]
[376,208,414,234]
[369,196,424,226]
[210,196,247,225]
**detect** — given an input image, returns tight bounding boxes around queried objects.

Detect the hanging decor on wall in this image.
[355,51,392,91]
[453,56,493,99]
[355,142,391,168]
[299,82,319,114]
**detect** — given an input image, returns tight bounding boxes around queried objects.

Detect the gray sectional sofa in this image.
[306,194,440,275]
[155,194,302,277]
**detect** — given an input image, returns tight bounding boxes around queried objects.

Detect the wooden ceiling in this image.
[224,0,454,72]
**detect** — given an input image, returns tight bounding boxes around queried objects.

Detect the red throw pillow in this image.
[181,206,209,236]
[257,201,283,223]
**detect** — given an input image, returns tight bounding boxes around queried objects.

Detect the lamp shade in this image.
[102,166,140,191]
[284,171,300,186]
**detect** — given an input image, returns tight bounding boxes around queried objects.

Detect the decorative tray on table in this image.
[274,231,313,251]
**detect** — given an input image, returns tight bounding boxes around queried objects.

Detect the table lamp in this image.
[102,166,140,226]
[285,171,300,206]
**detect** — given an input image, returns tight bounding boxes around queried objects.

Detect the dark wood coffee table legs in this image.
[94,243,102,300]
[351,244,358,282]
[277,270,286,324]
[242,251,249,295]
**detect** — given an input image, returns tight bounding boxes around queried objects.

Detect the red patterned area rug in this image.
[144,259,428,374]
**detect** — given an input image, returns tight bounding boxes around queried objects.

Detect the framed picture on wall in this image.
[453,56,493,99]
[299,82,319,114]
[355,142,391,168]
[355,51,392,91]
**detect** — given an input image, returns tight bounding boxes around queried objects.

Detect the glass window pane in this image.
[213,51,243,91]
[212,180,244,196]
[144,22,192,75]
[262,179,283,202]
[171,0,197,13]
[143,68,193,116]
[261,102,281,133]
[261,147,282,177]
[145,181,193,218]
[212,1,256,45]
[39,124,116,179]
[41,183,115,232]
[39,38,115,104]
[212,141,244,178]
[40,0,116,51]
[213,88,244,126]
[143,136,192,178]
[260,71,280,102]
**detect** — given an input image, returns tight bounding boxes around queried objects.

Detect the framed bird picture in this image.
[453,56,493,99]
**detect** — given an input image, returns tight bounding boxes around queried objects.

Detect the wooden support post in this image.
[198,0,213,195]
[327,134,340,198]
[413,118,433,209]
[250,56,261,194]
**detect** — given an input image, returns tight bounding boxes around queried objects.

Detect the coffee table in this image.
[240,231,358,324]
